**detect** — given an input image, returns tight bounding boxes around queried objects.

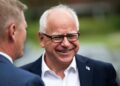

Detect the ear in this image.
[38,32,45,47]
[8,23,16,41]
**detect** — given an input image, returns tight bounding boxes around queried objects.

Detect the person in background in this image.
[22,4,118,86]
[0,0,44,86]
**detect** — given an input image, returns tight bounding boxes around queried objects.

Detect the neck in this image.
[0,42,15,61]
[44,55,71,79]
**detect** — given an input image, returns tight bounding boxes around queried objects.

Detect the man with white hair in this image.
[22,4,118,86]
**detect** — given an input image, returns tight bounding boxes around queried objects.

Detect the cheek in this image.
[21,31,27,45]
[46,42,58,51]
[75,41,80,52]
[19,31,26,48]
[19,29,26,40]
[76,41,80,46]
[23,30,27,39]
[41,39,52,48]
[70,41,80,52]
[75,41,80,47]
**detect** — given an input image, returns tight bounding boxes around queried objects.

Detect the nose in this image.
[61,37,71,47]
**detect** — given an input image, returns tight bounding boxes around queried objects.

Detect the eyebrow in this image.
[51,31,78,35]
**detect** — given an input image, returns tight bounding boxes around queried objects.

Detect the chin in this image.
[59,57,73,63]
[18,52,24,59]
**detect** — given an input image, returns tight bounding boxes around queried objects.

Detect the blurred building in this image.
[21,0,120,20]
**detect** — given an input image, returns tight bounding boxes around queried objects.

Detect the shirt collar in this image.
[42,51,51,74]
[65,57,77,72]
[42,51,77,76]
[0,52,13,64]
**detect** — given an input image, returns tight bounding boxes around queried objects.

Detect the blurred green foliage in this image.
[26,22,39,42]
[80,15,120,35]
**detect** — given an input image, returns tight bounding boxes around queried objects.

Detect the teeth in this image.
[57,47,75,53]
[61,51,68,53]
[60,49,72,53]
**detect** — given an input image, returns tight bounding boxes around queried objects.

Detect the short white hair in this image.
[39,4,80,33]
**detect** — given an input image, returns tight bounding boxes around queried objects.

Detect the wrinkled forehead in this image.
[51,31,78,35]
[47,9,74,22]
[49,9,72,16]
[45,10,77,34]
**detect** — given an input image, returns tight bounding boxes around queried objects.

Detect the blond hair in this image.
[0,0,27,35]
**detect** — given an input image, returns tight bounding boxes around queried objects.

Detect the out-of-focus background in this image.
[15,0,120,84]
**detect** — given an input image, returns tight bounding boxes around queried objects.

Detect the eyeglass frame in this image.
[41,32,80,43]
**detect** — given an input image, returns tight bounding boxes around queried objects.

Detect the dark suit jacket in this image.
[21,54,118,86]
[0,55,44,86]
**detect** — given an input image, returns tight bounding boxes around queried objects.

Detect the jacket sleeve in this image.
[26,76,44,86]
[106,64,118,86]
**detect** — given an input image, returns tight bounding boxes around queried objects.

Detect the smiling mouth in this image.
[57,47,75,53]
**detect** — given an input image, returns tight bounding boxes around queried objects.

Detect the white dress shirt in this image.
[0,52,13,63]
[41,52,80,86]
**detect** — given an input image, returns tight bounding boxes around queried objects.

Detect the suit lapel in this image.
[29,56,42,77]
[76,55,93,86]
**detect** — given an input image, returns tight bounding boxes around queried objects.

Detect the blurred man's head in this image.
[0,0,27,60]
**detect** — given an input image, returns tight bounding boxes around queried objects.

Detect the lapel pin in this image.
[86,66,90,71]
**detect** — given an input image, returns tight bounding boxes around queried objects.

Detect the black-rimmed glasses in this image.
[41,32,80,43]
